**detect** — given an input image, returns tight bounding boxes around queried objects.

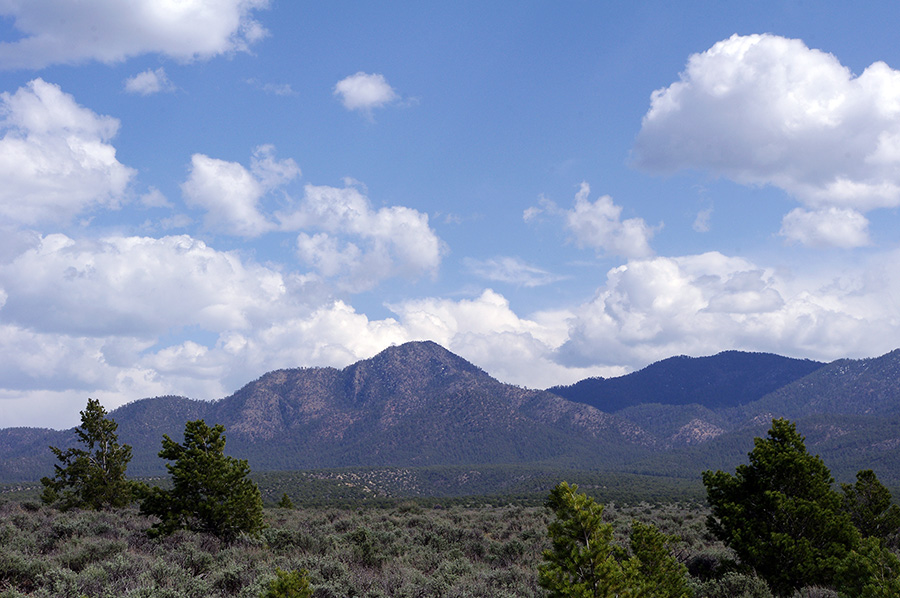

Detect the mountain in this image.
[4,342,900,487]
[547,351,825,412]
[0,341,653,481]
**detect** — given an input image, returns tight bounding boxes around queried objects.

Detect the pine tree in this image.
[842,469,900,546]
[703,418,859,596]
[539,481,692,598]
[139,419,264,541]
[629,521,692,598]
[40,398,134,510]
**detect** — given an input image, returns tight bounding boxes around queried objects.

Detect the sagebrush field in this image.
[0,494,803,598]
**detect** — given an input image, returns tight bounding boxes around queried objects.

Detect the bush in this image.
[692,571,773,598]
[260,568,312,598]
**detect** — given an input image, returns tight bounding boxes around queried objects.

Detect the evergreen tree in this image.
[842,469,900,546]
[836,536,900,598]
[703,418,858,596]
[629,521,692,598]
[139,419,264,541]
[40,398,134,510]
[277,492,295,509]
[539,481,692,598]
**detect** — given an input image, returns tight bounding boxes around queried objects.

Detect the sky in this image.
[4,1,900,429]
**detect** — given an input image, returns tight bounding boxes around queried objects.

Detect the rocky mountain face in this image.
[4,342,900,484]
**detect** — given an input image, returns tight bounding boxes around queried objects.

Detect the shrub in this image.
[260,568,312,598]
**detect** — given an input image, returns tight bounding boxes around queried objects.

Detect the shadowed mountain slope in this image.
[547,351,825,412]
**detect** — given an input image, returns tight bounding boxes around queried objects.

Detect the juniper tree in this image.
[41,398,134,510]
[139,419,264,541]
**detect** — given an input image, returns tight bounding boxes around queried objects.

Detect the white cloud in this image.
[0,284,601,427]
[334,72,399,114]
[0,0,270,69]
[522,195,560,223]
[565,183,658,258]
[634,33,900,247]
[181,145,299,237]
[465,256,567,288]
[179,148,441,289]
[389,290,614,388]
[556,251,900,369]
[124,67,175,95]
[780,207,871,248]
[250,143,301,189]
[281,182,445,291]
[140,187,171,208]
[0,233,308,337]
[8,240,900,428]
[0,79,135,225]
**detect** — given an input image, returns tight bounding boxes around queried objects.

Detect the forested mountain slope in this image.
[546,351,825,412]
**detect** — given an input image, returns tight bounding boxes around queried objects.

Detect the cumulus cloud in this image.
[0,281,606,427]
[556,251,900,369]
[780,207,871,248]
[182,145,299,237]
[179,147,442,289]
[0,78,135,225]
[334,72,399,114]
[634,33,900,247]
[8,239,900,428]
[281,182,445,291]
[565,182,658,258]
[465,256,567,288]
[124,67,175,95]
[0,233,309,337]
[0,0,270,69]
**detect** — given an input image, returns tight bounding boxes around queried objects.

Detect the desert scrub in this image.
[4,496,864,597]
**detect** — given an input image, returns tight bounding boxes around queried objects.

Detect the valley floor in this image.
[0,497,780,598]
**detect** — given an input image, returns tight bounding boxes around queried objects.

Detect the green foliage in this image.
[277,492,295,509]
[539,481,692,598]
[629,520,692,598]
[842,469,900,546]
[40,398,134,510]
[703,419,859,596]
[139,419,264,541]
[703,418,900,597]
[260,568,311,598]
[539,481,628,597]
[835,536,900,598]
[691,571,773,598]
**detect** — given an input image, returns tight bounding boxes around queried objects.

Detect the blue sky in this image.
[4,1,900,428]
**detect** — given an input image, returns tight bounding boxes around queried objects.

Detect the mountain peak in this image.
[353,341,486,379]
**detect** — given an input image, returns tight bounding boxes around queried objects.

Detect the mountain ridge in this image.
[3,341,900,486]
